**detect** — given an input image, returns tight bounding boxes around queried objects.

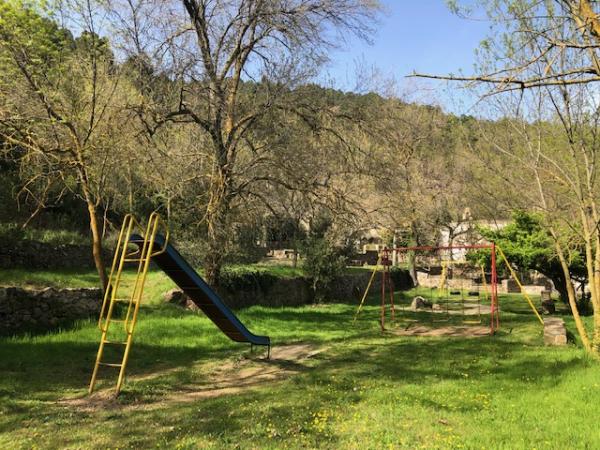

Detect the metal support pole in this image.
[491,242,498,333]
[381,249,386,331]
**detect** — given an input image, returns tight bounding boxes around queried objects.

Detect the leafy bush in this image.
[473,210,586,303]
[0,223,25,242]
[389,266,414,290]
[301,236,347,301]
[218,266,278,292]
[577,294,594,316]
[0,222,89,246]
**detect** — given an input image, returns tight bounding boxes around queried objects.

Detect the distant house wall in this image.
[355,219,510,257]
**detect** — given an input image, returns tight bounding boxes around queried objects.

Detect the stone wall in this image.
[167,269,413,309]
[0,240,111,270]
[216,277,314,308]
[0,286,102,336]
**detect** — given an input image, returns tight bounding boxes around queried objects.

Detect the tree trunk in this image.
[578,209,600,353]
[555,239,592,353]
[204,237,224,287]
[392,231,398,266]
[203,161,230,287]
[408,221,420,286]
[550,272,569,305]
[543,264,569,304]
[408,252,418,287]
[87,201,108,293]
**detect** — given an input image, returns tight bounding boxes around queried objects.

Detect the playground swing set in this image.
[431,259,489,324]
[354,243,544,334]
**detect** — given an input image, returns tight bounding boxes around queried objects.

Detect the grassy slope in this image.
[0,263,322,290]
[0,271,599,449]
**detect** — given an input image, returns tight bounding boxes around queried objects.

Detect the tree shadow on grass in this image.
[66,332,588,449]
[0,339,242,394]
[46,385,344,449]
[0,299,586,439]
[315,336,588,386]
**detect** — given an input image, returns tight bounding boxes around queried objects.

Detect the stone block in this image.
[164,288,188,306]
[502,279,520,293]
[544,317,567,346]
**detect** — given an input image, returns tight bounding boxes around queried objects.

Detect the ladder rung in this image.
[99,362,123,367]
[103,340,128,345]
[124,258,144,262]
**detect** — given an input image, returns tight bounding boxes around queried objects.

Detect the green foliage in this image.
[218,266,278,292]
[264,216,305,244]
[0,0,74,76]
[302,236,347,300]
[0,267,104,288]
[74,31,112,62]
[389,266,414,289]
[479,211,562,269]
[0,222,24,241]
[0,222,90,245]
[225,223,267,264]
[471,211,585,302]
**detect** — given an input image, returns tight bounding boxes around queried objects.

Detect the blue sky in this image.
[325,0,492,114]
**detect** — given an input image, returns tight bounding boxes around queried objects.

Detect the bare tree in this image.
[416,0,600,91]
[107,0,380,285]
[408,0,600,354]
[0,0,138,292]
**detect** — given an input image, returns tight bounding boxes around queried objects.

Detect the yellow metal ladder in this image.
[88,212,169,395]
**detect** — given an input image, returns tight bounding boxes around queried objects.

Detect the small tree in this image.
[302,235,347,302]
[476,211,586,304]
[0,1,139,291]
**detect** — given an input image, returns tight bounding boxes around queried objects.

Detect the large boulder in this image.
[410,296,432,311]
[163,288,199,311]
[163,288,187,306]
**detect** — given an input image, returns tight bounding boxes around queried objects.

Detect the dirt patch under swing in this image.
[391,324,492,338]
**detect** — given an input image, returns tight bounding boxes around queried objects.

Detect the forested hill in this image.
[0,73,499,252]
[0,0,539,281]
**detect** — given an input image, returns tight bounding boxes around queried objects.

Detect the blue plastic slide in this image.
[130,234,270,349]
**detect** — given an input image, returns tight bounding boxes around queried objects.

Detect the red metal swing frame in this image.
[379,243,500,334]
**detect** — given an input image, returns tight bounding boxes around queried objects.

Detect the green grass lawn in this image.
[1,272,599,449]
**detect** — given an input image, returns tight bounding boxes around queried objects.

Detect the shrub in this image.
[0,222,89,246]
[301,237,347,301]
[389,266,414,290]
[218,267,278,292]
[0,223,25,242]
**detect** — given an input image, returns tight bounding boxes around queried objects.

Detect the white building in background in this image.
[438,209,509,260]
[358,208,509,257]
